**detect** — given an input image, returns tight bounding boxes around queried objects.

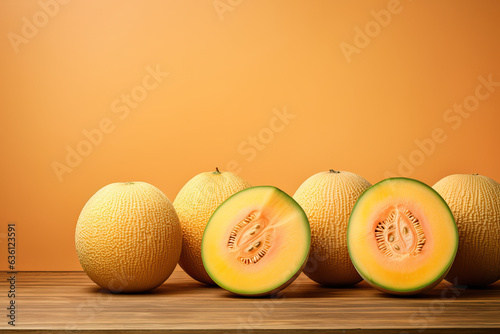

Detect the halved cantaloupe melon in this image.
[347,178,458,295]
[202,186,311,296]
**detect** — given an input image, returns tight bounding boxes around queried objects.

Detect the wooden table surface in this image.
[2,267,500,333]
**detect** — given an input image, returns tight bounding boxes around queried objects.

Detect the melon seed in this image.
[237,233,273,265]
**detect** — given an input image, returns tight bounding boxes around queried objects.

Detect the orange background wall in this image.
[1,0,499,271]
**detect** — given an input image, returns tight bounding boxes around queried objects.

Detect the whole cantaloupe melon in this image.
[174,168,251,284]
[433,174,500,286]
[75,182,182,293]
[293,170,371,286]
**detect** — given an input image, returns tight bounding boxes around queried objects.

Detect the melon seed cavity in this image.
[227,211,273,264]
[375,207,426,260]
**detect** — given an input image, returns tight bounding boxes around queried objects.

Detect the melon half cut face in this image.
[202,186,311,296]
[347,178,458,295]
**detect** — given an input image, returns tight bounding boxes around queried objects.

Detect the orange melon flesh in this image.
[347,178,458,295]
[202,186,311,296]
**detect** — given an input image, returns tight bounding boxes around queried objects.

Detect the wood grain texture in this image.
[1,268,500,333]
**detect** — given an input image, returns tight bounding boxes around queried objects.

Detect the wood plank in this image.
[1,268,500,333]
